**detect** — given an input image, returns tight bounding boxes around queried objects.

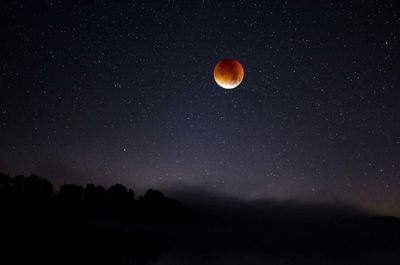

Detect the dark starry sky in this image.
[1,0,400,215]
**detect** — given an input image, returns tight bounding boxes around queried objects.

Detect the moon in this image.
[213,59,244,89]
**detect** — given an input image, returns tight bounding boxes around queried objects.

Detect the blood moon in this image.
[213,58,244,89]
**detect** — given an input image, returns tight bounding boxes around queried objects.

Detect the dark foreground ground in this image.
[3,201,400,265]
[1,174,400,265]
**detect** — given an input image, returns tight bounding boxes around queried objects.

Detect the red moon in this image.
[213,59,244,89]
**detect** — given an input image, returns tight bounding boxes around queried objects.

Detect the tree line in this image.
[0,172,186,223]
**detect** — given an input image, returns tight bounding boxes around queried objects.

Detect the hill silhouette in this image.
[1,172,400,265]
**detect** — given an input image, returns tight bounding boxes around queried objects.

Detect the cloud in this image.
[165,184,370,224]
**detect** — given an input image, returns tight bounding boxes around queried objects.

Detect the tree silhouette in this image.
[142,189,165,202]
[84,184,106,206]
[23,175,54,201]
[0,172,10,191]
[0,172,11,204]
[106,184,135,219]
[1,174,53,209]
[107,184,135,203]
[0,172,189,224]
[0,171,188,265]
[58,184,84,203]
[137,189,185,223]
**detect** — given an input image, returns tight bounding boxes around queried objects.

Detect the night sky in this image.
[1,1,400,216]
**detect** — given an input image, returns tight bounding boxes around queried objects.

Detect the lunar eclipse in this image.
[1,0,400,222]
[213,59,244,89]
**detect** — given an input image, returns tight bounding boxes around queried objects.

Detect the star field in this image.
[1,0,400,216]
